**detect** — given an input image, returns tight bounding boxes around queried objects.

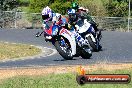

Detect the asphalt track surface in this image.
[0,29,132,68]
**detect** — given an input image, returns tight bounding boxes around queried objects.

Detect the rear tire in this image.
[54,37,73,60]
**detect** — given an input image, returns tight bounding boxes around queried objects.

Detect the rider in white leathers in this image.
[41,6,61,30]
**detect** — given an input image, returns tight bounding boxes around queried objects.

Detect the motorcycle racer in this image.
[41,6,62,40]
[67,8,89,47]
[71,2,101,40]
[41,6,62,30]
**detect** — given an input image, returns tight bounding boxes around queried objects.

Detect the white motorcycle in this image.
[75,19,102,51]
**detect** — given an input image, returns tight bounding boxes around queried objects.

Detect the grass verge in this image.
[0,42,41,60]
[0,64,131,88]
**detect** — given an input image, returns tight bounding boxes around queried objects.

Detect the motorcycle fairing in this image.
[44,25,59,36]
[77,19,91,33]
[59,28,76,56]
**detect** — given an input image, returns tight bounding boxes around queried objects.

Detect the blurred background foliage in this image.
[0,0,131,17]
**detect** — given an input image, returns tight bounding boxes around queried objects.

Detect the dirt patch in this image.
[0,63,132,80]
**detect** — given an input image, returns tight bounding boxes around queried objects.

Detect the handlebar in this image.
[36,31,44,37]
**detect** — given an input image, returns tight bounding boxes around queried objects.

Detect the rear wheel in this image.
[54,36,73,60]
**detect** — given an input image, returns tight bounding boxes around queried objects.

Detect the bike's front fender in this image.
[59,28,76,56]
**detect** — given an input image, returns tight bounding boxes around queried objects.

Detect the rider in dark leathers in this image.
[71,2,101,40]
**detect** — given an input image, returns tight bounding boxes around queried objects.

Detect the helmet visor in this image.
[42,14,49,20]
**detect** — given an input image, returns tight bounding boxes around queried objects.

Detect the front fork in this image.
[96,30,102,42]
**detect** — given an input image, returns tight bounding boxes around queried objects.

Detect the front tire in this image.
[54,37,73,60]
[87,35,101,52]
[81,48,92,59]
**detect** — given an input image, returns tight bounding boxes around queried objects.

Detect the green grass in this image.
[0,42,41,60]
[0,68,131,88]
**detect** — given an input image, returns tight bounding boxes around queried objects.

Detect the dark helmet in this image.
[67,9,78,23]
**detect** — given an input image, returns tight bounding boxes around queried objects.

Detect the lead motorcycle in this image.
[36,18,92,60]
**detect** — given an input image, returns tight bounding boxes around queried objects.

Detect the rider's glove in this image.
[68,24,72,30]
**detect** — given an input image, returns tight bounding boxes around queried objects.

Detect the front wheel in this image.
[87,35,101,52]
[54,36,73,60]
[81,48,92,59]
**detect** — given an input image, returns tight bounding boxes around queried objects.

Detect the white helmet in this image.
[78,7,89,13]
[41,6,52,20]
[42,6,52,16]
